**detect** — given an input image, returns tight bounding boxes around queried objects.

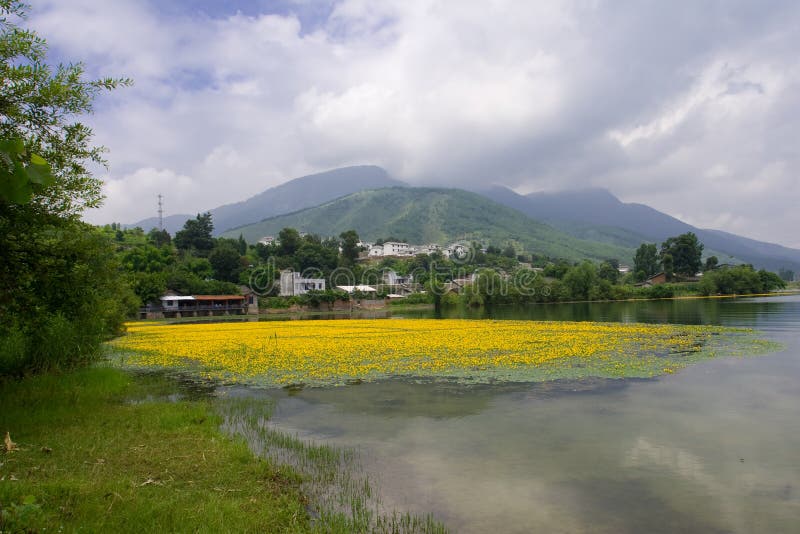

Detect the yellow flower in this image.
[109,319,747,386]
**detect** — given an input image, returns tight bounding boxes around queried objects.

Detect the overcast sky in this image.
[29,0,800,247]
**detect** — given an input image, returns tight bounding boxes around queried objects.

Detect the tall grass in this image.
[219,398,448,533]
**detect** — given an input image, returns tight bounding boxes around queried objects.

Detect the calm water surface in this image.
[243,295,800,533]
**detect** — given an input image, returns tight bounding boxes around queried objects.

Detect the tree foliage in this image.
[174,213,214,255]
[0,0,131,215]
[339,229,361,266]
[209,242,243,283]
[633,243,659,280]
[698,265,786,295]
[660,232,703,277]
[0,1,133,375]
[563,261,599,301]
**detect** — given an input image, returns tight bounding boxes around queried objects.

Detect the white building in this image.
[369,245,384,257]
[279,270,326,296]
[443,243,468,259]
[258,236,275,246]
[419,243,441,255]
[336,285,378,295]
[383,241,411,256]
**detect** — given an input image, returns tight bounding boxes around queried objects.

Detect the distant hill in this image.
[222,187,634,263]
[126,165,405,235]
[479,186,800,271]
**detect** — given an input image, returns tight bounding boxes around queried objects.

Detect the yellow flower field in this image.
[108,319,771,387]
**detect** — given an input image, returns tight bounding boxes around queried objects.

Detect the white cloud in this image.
[27,0,800,248]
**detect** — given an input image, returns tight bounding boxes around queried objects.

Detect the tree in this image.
[237,234,247,255]
[0,136,54,204]
[121,244,175,273]
[174,213,214,255]
[129,271,167,304]
[704,256,719,272]
[543,260,571,280]
[563,262,598,301]
[0,2,134,374]
[633,243,660,280]
[339,229,361,266]
[698,265,784,296]
[209,243,243,283]
[758,269,786,292]
[278,227,301,257]
[148,228,171,248]
[597,261,619,284]
[660,232,703,277]
[0,1,130,215]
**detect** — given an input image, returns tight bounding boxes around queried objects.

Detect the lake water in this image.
[239,295,800,533]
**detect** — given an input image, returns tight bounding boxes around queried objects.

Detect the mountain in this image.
[479,186,800,271]
[222,187,634,263]
[127,165,406,235]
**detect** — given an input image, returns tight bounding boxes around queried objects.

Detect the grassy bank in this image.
[0,368,309,532]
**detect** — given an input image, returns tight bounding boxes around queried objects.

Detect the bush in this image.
[0,213,137,376]
[698,265,786,295]
[400,292,433,305]
[297,290,350,307]
[646,284,675,299]
[261,296,291,309]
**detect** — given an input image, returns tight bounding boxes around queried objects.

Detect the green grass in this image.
[0,368,309,532]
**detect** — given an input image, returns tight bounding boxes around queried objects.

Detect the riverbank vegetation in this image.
[0,367,309,531]
[0,0,134,375]
[0,367,447,532]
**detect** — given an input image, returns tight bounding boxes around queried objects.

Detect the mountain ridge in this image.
[126,165,405,234]
[479,185,800,271]
[125,163,800,271]
[221,186,635,263]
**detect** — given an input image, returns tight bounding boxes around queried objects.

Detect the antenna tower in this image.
[157,194,164,231]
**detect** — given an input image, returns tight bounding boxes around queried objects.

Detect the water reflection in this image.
[403,295,800,329]
[239,295,800,533]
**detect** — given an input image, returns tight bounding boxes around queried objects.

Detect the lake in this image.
[231,295,800,533]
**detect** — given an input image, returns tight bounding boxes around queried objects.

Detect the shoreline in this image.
[126,291,799,324]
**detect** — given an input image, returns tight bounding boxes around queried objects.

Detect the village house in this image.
[143,294,248,319]
[336,285,378,297]
[382,241,411,256]
[637,272,667,286]
[240,285,259,314]
[419,243,441,255]
[383,269,413,286]
[442,243,468,259]
[279,270,326,296]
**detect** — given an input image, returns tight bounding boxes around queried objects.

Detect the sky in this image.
[27,0,800,248]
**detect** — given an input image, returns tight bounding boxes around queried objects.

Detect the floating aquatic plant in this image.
[108,319,779,388]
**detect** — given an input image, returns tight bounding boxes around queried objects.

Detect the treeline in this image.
[438,261,785,309]
[698,265,785,296]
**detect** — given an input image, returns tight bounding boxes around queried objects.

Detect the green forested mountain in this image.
[479,185,800,271]
[128,165,405,235]
[223,187,634,262]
